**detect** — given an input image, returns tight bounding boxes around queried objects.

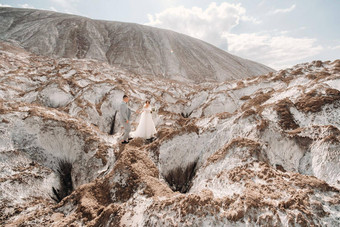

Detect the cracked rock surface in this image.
[0,37,340,225]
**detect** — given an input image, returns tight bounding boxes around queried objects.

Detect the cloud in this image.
[331,45,340,50]
[50,0,79,14]
[145,2,319,69]
[242,15,262,24]
[258,0,267,7]
[19,4,35,9]
[49,6,58,12]
[1,2,58,12]
[51,0,74,8]
[146,2,258,49]
[0,3,12,7]
[223,32,323,69]
[270,4,296,14]
[0,1,84,18]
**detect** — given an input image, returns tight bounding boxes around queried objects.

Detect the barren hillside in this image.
[0,7,274,83]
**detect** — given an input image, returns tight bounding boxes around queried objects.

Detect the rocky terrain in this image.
[0,7,274,83]
[0,40,339,226]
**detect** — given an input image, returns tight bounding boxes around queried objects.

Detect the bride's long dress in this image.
[133,105,157,139]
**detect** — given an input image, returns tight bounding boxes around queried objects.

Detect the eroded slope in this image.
[0,42,339,226]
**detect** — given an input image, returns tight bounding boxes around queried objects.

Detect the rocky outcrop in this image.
[0,42,339,226]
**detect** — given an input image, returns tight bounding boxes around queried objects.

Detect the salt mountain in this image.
[0,7,274,83]
[1,7,340,227]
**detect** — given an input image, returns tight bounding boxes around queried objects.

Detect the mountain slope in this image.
[0,7,274,82]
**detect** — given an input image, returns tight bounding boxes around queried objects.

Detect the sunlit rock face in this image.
[0,7,274,83]
[1,40,340,225]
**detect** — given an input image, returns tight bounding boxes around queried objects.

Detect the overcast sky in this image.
[1,0,339,70]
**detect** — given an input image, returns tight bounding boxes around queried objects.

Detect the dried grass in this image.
[274,98,299,130]
[241,92,272,111]
[206,138,262,165]
[295,88,340,113]
[240,95,251,101]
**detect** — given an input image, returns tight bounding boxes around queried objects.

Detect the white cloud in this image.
[258,0,266,7]
[145,2,319,69]
[50,0,79,14]
[49,6,58,12]
[146,2,258,49]
[242,15,262,24]
[270,4,296,14]
[51,0,73,8]
[224,32,323,69]
[331,45,340,50]
[0,3,11,7]
[1,2,60,13]
[19,4,35,9]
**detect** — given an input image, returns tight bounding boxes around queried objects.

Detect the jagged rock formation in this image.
[0,7,274,83]
[0,42,340,226]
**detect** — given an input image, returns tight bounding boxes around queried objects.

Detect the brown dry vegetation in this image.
[216,111,233,120]
[272,70,294,84]
[240,95,251,101]
[321,125,340,144]
[295,88,340,113]
[205,138,263,165]
[241,91,273,112]
[291,68,304,76]
[312,71,332,82]
[332,59,340,72]
[274,98,299,130]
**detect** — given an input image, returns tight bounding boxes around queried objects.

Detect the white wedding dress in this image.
[133,105,157,139]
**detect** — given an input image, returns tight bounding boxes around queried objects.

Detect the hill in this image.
[0,7,274,82]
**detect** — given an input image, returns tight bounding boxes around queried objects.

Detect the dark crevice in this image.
[163,159,198,193]
[145,137,157,144]
[181,110,193,118]
[51,159,74,203]
[109,111,117,135]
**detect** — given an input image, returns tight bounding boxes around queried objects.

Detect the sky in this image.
[0,0,339,70]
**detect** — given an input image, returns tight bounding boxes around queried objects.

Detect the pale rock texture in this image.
[0,33,340,226]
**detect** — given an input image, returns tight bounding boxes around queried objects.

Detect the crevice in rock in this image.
[51,159,74,203]
[109,111,117,135]
[181,110,193,118]
[163,159,198,193]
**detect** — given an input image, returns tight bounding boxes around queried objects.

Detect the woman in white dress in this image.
[133,100,157,139]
